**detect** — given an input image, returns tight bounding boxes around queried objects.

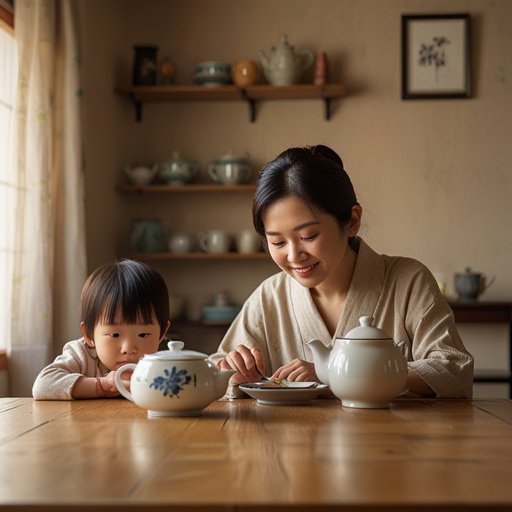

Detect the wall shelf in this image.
[115,83,348,122]
[117,183,256,193]
[132,252,270,261]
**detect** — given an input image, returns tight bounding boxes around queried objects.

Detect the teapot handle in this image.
[197,232,209,252]
[482,275,496,292]
[114,363,137,401]
[298,48,314,71]
[207,164,220,184]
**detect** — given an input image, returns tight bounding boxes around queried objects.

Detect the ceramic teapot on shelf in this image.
[454,267,495,302]
[258,34,314,86]
[124,163,158,185]
[207,152,252,185]
[307,316,407,409]
[114,341,236,417]
[158,152,198,185]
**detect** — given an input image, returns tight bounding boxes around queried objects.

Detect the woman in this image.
[211,145,473,398]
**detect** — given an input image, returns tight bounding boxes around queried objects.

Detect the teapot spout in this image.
[258,50,269,71]
[213,368,237,400]
[306,339,331,385]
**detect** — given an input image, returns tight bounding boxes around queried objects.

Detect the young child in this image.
[32,259,170,400]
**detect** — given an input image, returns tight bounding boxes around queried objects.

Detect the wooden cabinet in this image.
[449,301,512,397]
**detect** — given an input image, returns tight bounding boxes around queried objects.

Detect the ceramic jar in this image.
[115,341,236,417]
[232,59,261,87]
[307,316,407,409]
[130,219,166,253]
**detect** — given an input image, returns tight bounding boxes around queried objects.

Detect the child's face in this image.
[81,312,166,371]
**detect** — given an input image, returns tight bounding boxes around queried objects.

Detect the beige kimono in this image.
[211,238,474,399]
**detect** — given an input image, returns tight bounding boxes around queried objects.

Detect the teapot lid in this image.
[143,341,208,361]
[216,151,248,162]
[341,316,392,340]
[456,266,481,276]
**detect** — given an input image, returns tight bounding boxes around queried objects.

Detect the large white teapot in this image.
[115,341,235,417]
[307,316,407,409]
[259,34,314,86]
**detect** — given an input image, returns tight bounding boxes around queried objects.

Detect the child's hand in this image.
[98,370,132,397]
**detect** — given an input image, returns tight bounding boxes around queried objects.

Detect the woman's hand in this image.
[271,359,318,383]
[215,345,265,386]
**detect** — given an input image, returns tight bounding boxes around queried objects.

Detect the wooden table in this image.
[2,397,512,512]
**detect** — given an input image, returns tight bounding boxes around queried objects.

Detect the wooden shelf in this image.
[117,183,256,193]
[115,83,348,122]
[132,252,270,261]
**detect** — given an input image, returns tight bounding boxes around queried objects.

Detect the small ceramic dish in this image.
[240,384,328,406]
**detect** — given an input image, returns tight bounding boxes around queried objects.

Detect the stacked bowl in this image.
[193,61,232,86]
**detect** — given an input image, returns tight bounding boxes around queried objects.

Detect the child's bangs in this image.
[100,288,155,325]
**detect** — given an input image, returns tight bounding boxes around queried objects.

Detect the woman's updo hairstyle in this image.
[252,145,359,236]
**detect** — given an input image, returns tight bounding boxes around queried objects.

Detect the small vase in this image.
[132,45,158,85]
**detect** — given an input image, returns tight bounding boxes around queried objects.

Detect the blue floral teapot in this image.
[115,341,235,417]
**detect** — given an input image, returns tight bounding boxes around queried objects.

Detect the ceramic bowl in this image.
[201,305,240,322]
[193,61,232,86]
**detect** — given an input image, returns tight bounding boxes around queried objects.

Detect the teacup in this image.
[198,230,231,254]
[236,230,261,254]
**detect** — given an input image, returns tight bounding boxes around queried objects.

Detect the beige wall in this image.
[77,0,512,382]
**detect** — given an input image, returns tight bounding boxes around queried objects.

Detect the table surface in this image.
[1,397,512,512]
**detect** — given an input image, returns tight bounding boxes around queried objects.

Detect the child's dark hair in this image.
[252,144,359,236]
[80,259,169,339]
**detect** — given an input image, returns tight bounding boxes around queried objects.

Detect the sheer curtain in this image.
[8,0,86,396]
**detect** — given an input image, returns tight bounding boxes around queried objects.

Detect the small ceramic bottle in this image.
[314,51,329,85]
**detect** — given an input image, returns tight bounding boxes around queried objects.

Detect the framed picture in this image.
[401,13,471,99]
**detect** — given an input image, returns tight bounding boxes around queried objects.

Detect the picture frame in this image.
[401,13,471,99]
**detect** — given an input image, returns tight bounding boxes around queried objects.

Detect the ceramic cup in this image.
[198,230,231,254]
[236,230,261,254]
[168,233,194,253]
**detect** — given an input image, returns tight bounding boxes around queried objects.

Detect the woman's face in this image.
[262,196,360,291]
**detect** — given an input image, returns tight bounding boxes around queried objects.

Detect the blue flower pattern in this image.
[150,367,192,398]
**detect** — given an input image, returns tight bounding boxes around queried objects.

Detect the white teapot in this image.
[115,341,235,417]
[259,34,314,86]
[307,316,407,409]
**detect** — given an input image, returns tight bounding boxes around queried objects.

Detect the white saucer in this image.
[239,384,328,405]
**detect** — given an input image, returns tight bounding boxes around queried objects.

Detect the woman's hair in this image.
[80,259,169,339]
[252,145,359,236]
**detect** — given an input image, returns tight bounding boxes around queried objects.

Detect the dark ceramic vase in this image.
[132,45,158,85]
